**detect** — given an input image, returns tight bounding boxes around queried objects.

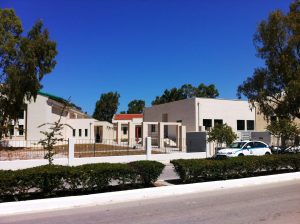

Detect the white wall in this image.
[26,95,52,141]
[144,98,255,136]
[144,98,197,133]
[196,98,255,133]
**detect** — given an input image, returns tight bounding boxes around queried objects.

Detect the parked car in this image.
[216,140,271,158]
[284,145,300,154]
[270,145,283,154]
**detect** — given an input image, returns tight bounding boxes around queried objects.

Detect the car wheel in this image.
[265,152,271,155]
[238,153,244,157]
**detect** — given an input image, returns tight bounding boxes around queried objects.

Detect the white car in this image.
[216,140,272,158]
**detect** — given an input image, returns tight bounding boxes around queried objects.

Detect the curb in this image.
[1,172,300,217]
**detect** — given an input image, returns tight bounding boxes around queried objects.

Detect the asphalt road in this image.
[1,180,300,224]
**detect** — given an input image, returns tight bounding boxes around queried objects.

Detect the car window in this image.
[253,142,267,148]
[229,142,247,148]
[243,142,254,149]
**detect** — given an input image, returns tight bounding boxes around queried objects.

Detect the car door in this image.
[242,142,254,155]
[253,141,267,155]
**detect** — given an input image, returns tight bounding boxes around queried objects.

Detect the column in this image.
[179,126,186,152]
[142,122,148,148]
[117,122,121,145]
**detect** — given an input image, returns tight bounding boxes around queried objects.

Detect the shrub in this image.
[171,154,300,183]
[129,161,165,186]
[0,161,165,202]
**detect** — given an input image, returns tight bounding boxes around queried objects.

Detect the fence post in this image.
[68,138,75,166]
[146,137,152,160]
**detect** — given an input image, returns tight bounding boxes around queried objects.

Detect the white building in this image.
[112,114,143,144]
[144,97,256,139]
[7,91,114,143]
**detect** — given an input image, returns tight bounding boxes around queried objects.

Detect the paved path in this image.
[2,180,300,224]
[158,163,179,181]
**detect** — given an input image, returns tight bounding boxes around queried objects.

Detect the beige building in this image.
[144,97,256,139]
[6,91,114,143]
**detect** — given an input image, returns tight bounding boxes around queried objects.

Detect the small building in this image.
[144,97,256,141]
[6,91,114,144]
[112,114,143,144]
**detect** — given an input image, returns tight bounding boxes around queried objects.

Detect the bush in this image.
[0,161,165,202]
[129,161,165,186]
[171,154,300,183]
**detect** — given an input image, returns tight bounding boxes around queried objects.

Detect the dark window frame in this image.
[85,129,88,137]
[73,129,76,137]
[237,120,245,131]
[247,120,255,131]
[79,129,82,137]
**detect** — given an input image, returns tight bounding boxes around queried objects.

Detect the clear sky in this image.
[0,0,291,115]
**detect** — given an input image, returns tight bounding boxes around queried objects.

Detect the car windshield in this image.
[228,142,246,149]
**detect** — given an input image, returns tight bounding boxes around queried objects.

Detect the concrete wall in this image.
[144,98,255,135]
[144,98,196,133]
[196,98,255,133]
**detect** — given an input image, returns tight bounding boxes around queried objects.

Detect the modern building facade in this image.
[144,97,256,139]
[6,91,114,142]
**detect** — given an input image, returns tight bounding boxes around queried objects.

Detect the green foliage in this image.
[208,124,237,146]
[129,161,165,186]
[0,9,57,138]
[38,102,71,165]
[127,99,145,114]
[266,118,300,146]
[237,1,300,120]
[93,92,120,122]
[0,161,165,201]
[171,154,300,183]
[152,83,219,105]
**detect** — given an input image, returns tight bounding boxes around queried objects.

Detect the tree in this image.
[38,101,72,165]
[266,119,300,147]
[237,1,300,120]
[0,9,57,139]
[127,99,145,114]
[93,92,120,122]
[152,83,219,105]
[208,124,237,147]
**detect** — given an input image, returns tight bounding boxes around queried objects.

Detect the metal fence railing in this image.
[151,138,184,154]
[74,139,146,158]
[0,140,68,161]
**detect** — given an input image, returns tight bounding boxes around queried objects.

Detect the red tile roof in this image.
[114,114,143,121]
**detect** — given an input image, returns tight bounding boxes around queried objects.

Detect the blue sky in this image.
[0,0,290,114]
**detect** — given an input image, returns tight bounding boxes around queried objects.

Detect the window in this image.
[73,129,76,137]
[203,119,212,128]
[122,127,128,135]
[9,125,14,136]
[18,125,24,136]
[18,110,24,119]
[79,129,82,137]
[151,125,156,133]
[244,142,254,149]
[85,129,88,137]
[237,120,245,131]
[177,120,182,123]
[247,120,255,130]
[253,142,267,148]
[214,119,223,126]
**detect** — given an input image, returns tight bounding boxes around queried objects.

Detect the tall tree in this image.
[208,124,237,147]
[93,92,120,122]
[0,9,57,138]
[152,83,219,105]
[127,99,145,114]
[237,1,300,120]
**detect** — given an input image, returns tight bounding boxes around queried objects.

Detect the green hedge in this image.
[171,154,300,183]
[0,161,164,202]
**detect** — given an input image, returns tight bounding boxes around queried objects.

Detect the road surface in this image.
[1,180,300,224]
